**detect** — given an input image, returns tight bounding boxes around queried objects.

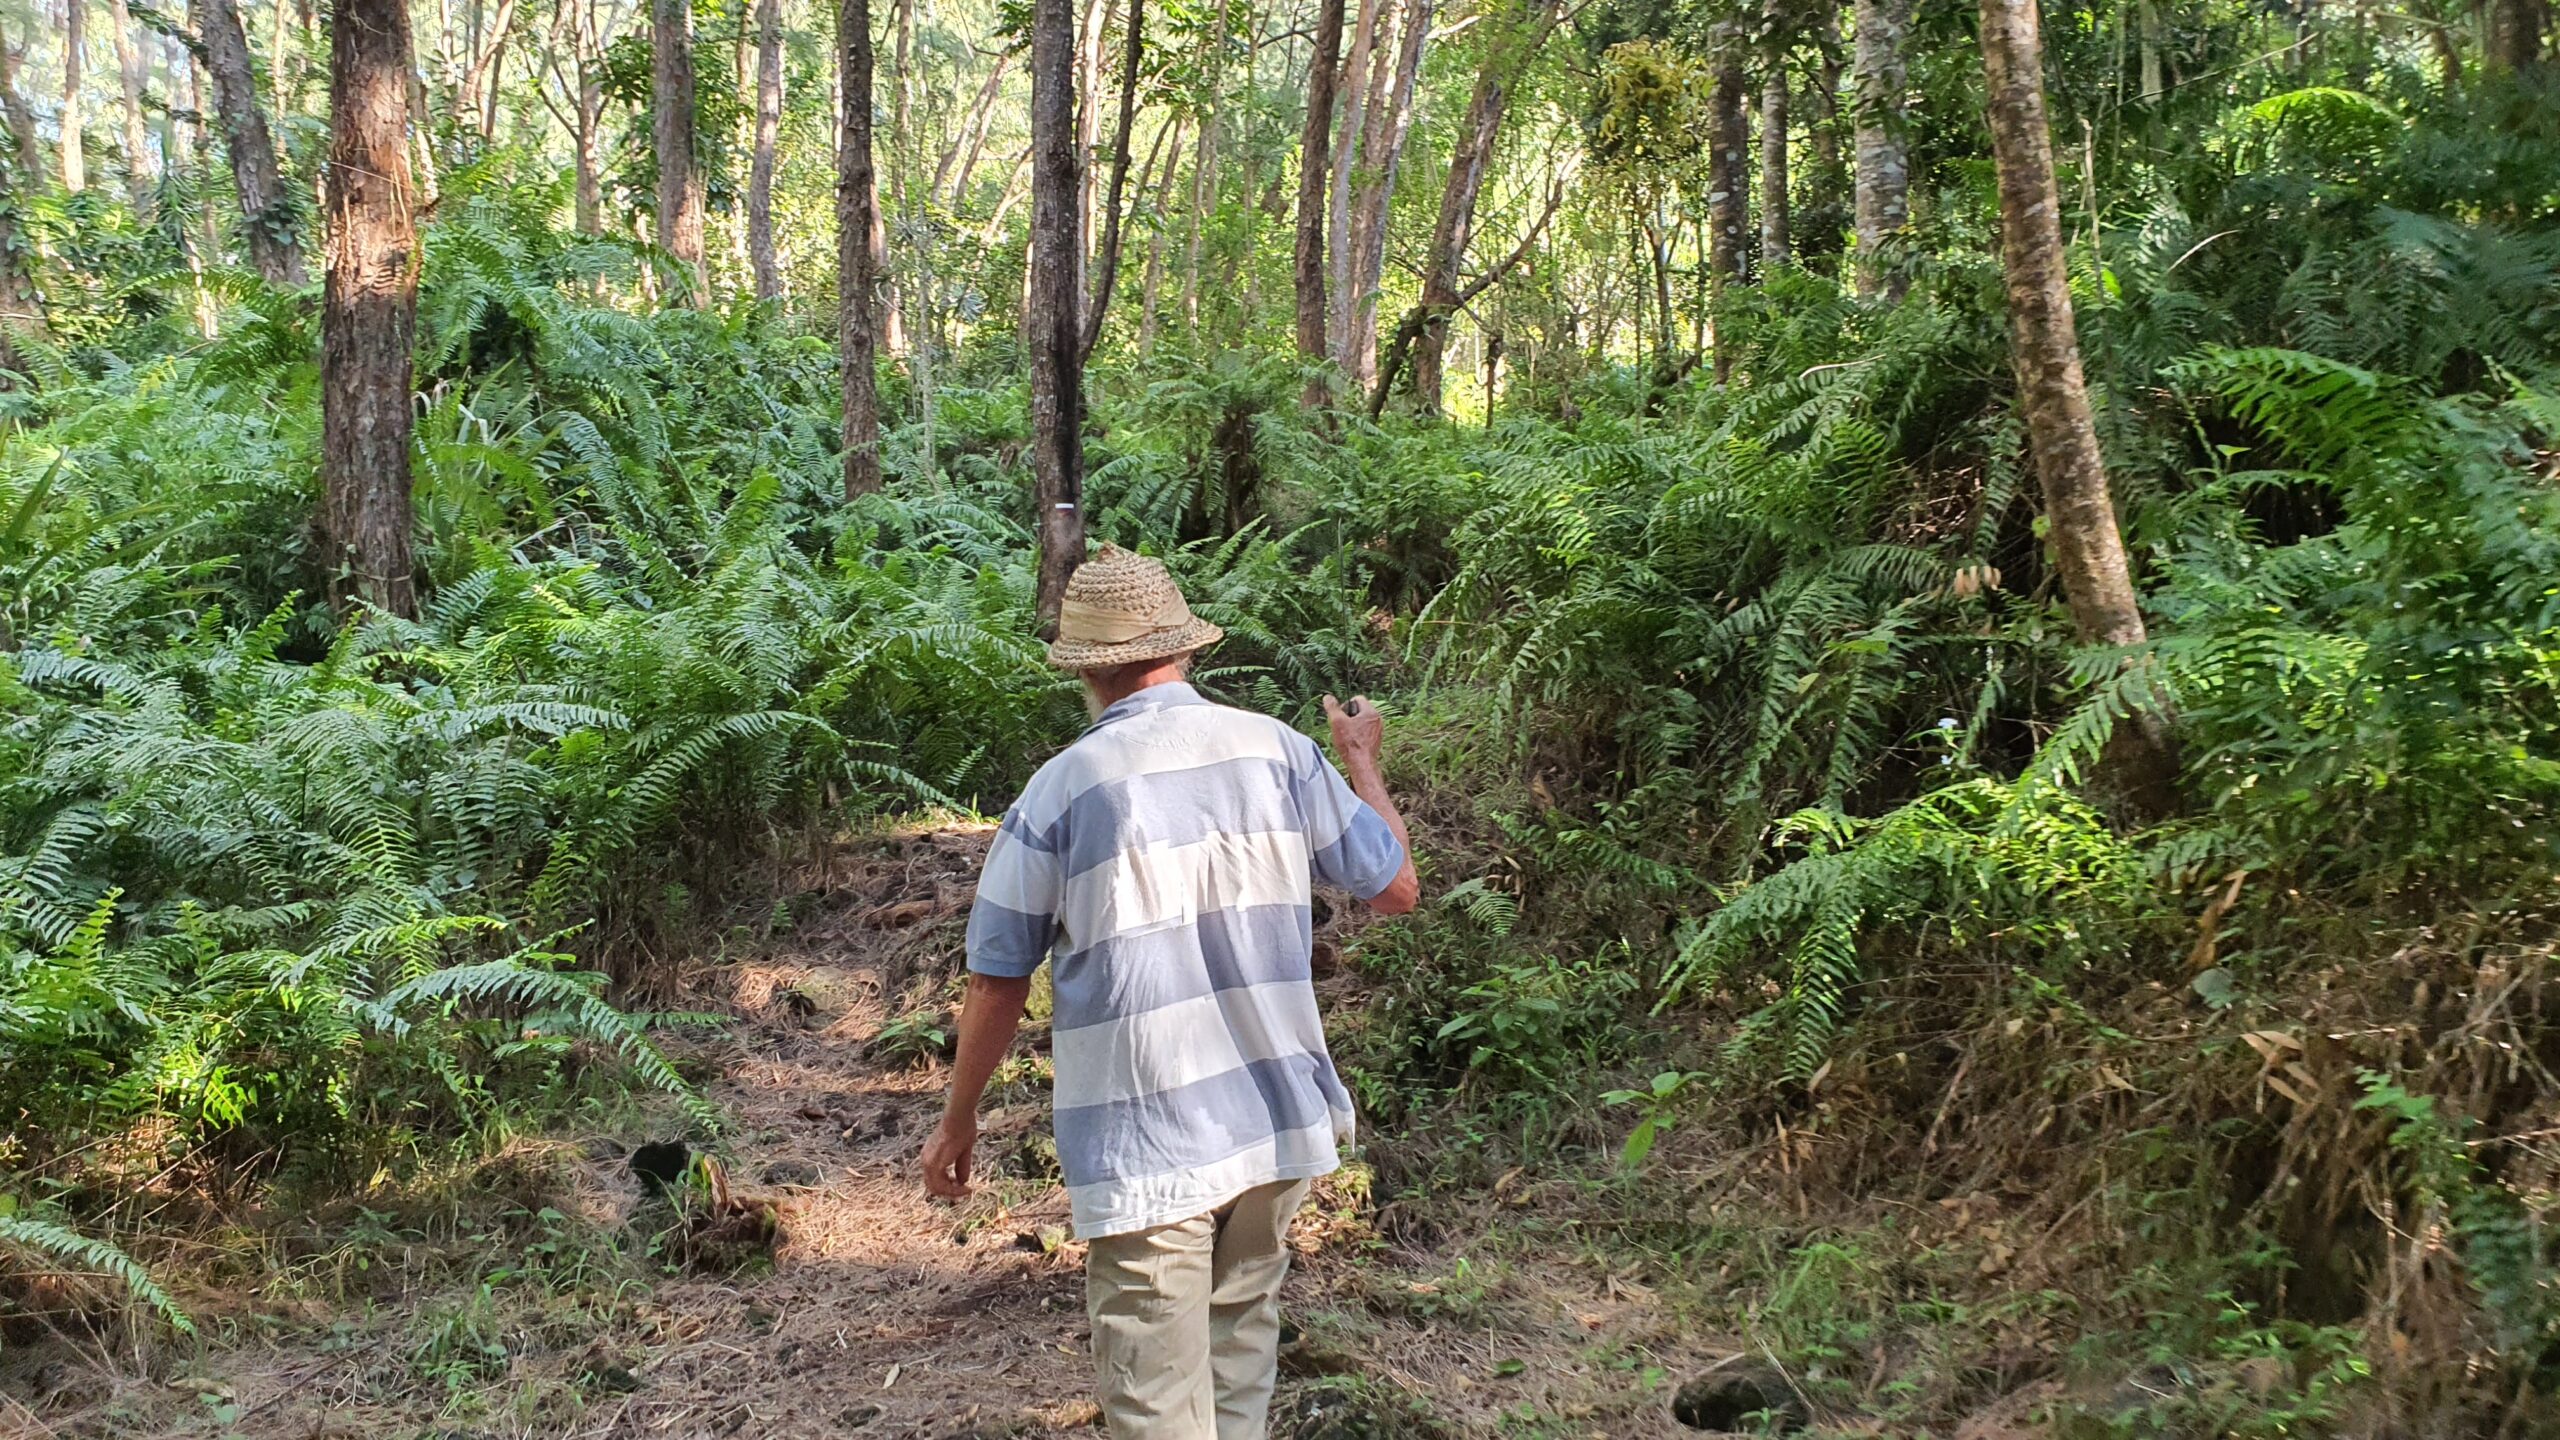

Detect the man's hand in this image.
[921,1114,977,1199]
[1322,694,1385,771]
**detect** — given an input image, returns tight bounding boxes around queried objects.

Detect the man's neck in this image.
[1083,662,1192,712]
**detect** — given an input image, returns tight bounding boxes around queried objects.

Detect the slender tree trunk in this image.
[1137,114,1182,352]
[653,0,707,303]
[1410,0,1553,416]
[749,0,784,302]
[62,0,87,193]
[1074,0,1106,284]
[321,0,420,617]
[1294,0,1346,405]
[1759,69,1790,268]
[1030,0,1086,624]
[934,52,1010,201]
[1851,0,1910,298]
[568,0,604,234]
[839,0,883,496]
[1179,0,1227,342]
[2487,0,2546,69]
[1708,22,1749,376]
[1324,0,1384,361]
[197,0,306,284]
[1080,0,1144,361]
[110,0,152,205]
[458,0,518,136]
[1342,0,1428,390]
[0,34,42,182]
[1979,0,2176,803]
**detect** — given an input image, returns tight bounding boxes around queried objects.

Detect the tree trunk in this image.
[571,0,604,234]
[1080,0,1144,361]
[1137,114,1182,353]
[197,0,306,284]
[838,0,883,496]
[62,0,86,193]
[2487,0,2547,69]
[1029,0,1086,624]
[1323,0,1385,362]
[1759,69,1790,268]
[1851,0,1910,298]
[321,0,420,617]
[1708,23,1749,376]
[1074,0,1107,285]
[1179,0,1227,343]
[1293,0,1345,405]
[653,0,706,303]
[934,51,1010,202]
[1978,0,2176,804]
[749,0,784,302]
[1409,0,1554,416]
[110,0,152,205]
[0,33,42,183]
[1342,0,1428,391]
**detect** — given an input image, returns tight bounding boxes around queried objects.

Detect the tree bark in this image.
[62,0,87,193]
[1137,114,1182,352]
[1851,0,1910,298]
[1030,0,1086,624]
[749,0,784,302]
[321,0,420,617]
[1759,67,1790,268]
[1341,0,1428,390]
[0,32,42,182]
[1178,0,1227,343]
[1324,0,1386,362]
[1409,0,1555,416]
[110,0,153,205]
[653,0,707,303]
[1978,0,2175,802]
[1293,0,1345,405]
[197,0,307,284]
[1080,0,1144,361]
[2487,0,2547,70]
[934,51,1010,202]
[1708,22,1749,376]
[838,0,884,496]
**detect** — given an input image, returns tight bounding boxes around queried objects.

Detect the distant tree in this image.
[320,0,420,617]
[61,0,86,193]
[749,0,784,303]
[109,0,153,207]
[1708,18,1749,376]
[653,0,707,302]
[839,0,883,496]
[1409,0,1557,416]
[195,0,306,285]
[1081,0,1144,362]
[1294,0,1345,405]
[1029,0,1086,620]
[1850,0,1909,299]
[1758,0,1790,269]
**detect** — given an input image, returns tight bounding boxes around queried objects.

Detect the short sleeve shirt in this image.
[965,682,1406,1238]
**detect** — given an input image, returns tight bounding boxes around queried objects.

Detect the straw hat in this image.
[1046,544,1224,671]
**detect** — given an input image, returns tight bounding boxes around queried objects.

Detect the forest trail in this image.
[610,819,1731,1439]
[24,822,1736,1439]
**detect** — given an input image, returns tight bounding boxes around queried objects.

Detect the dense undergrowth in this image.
[4,68,2558,1437]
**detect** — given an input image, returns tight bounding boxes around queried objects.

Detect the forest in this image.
[0,0,2554,1424]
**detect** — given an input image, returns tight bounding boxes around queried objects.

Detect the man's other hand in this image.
[921,1115,977,1199]
[1322,694,1385,770]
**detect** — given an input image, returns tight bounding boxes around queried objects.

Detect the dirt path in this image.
[9,824,1730,1439]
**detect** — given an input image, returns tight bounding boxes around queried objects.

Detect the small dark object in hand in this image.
[629,1140,690,1195]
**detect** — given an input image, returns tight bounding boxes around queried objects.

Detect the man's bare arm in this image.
[1323,695,1421,916]
[921,972,1033,1198]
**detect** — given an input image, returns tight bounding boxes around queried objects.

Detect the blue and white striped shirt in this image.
[965,682,1406,1238]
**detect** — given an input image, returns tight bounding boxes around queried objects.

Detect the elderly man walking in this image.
[921,545,1419,1438]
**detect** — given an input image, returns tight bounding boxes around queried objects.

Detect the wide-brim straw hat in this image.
[1046,544,1225,671]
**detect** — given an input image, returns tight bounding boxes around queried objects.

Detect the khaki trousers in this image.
[1084,1179,1312,1440]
